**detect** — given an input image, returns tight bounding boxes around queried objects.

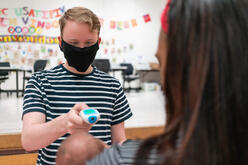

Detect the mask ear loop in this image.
[58,36,63,52]
[58,36,62,46]
[98,37,102,45]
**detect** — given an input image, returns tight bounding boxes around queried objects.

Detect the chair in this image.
[23,59,48,91]
[33,59,48,73]
[0,62,11,95]
[120,63,141,92]
[92,59,110,73]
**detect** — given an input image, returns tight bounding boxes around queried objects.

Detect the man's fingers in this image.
[73,103,89,113]
[68,109,83,125]
[66,103,92,134]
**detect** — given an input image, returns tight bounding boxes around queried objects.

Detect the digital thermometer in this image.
[79,108,100,125]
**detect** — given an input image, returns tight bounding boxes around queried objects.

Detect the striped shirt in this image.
[23,64,132,165]
[86,140,163,165]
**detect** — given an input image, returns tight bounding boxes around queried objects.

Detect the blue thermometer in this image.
[79,108,100,125]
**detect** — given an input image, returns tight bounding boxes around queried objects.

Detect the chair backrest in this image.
[33,59,48,72]
[93,59,110,73]
[0,62,10,77]
[120,63,134,75]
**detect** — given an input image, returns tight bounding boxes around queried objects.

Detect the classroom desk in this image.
[110,64,159,77]
[110,65,160,89]
[138,68,159,74]
[136,67,160,81]
[0,67,31,97]
[110,65,127,77]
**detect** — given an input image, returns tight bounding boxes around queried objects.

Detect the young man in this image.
[22,7,132,165]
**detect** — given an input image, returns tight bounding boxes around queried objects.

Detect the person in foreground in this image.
[58,0,248,164]
[21,7,132,165]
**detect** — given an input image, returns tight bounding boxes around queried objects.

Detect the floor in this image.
[0,89,166,134]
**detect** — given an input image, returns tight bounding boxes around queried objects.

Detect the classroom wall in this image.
[0,0,166,66]
[0,0,166,89]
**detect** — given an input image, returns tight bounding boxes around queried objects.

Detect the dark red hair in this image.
[161,0,171,33]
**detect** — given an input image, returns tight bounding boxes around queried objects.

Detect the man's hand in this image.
[66,103,92,134]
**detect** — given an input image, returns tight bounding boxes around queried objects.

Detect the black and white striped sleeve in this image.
[22,73,46,117]
[112,83,132,125]
[86,140,141,165]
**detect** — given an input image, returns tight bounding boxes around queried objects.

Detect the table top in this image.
[110,65,127,71]
[110,64,160,72]
[0,67,31,72]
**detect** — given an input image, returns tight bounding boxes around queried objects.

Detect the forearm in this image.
[22,114,68,151]
[111,122,126,144]
[112,136,126,144]
[22,103,92,151]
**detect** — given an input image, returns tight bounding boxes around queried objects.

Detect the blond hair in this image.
[59,7,101,36]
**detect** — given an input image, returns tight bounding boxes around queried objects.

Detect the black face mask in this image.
[60,39,99,72]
